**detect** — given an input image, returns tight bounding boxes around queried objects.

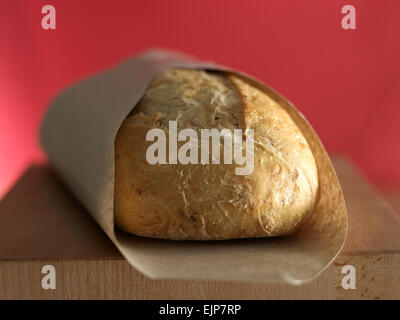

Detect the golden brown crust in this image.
[114,69,318,240]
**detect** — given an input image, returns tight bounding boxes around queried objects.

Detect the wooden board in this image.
[0,156,399,299]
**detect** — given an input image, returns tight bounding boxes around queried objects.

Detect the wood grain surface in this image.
[0,156,399,299]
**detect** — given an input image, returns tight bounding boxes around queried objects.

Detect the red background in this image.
[1,0,399,197]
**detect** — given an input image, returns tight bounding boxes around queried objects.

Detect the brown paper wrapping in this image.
[40,49,347,284]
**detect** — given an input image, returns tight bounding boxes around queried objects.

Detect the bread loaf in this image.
[114,69,318,240]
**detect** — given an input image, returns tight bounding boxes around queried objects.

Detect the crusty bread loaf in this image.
[114,69,318,240]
